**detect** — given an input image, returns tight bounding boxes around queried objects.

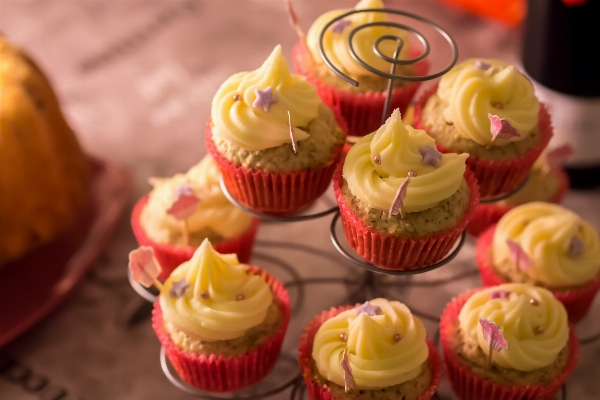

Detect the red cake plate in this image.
[0,155,131,347]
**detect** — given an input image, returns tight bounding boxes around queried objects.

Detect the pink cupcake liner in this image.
[205,119,345,214]
[413,85,554,198]
[332,161,480,270]
[292,42,429,138]
[440,288,580,400]
[476,225,600,324]
[152,266,291,392]
[298,305,442,400]
[131,195,261,281]
[466,168,569,236]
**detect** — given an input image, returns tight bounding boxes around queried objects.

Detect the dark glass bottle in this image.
[522,0,600,189]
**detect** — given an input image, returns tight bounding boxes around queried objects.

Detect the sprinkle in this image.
[568,236,584,258]
[169,278,189,298]
[490,290,511,300]
[475,60,491,70]
[340,333,348,342]
[374,154,381,164]
[492,102,504,109]
[408,170,417,178]
[201,291,209,299]
[331,19,351,34]
[488,114,521,141]
[341,350,356,393]
[506,239,532,271]
[393,334,402,342]
[236,294,245,301]
[288,111,297,154]
[355,301,382,316]
[233,94,240,101]
[253,86,277,112]
[419,146,442,168]
[530,298,539,306]
[535,326,545,335]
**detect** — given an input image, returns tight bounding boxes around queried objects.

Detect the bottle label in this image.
[532,82,600,167]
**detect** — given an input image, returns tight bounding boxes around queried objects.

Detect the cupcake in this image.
[414,58,552,198]
[476,202,600,323]
[292,0,428,137]
[152,239,290,392]
[131,155,260,280]
[333,109,479,270]
[440,283,579,400]
[298,298,442,399]
[467,148,570,236]
[206,45,346,214]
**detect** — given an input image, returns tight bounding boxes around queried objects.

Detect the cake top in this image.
[437,58,540,147]
[142,155,253,244]
[306,0,410,79]
[493,202,600,287]
[459,283,568,371]
[343,109,468,215]
[312,298,429,390]
[211,45,322,151]
[159,239,273,341]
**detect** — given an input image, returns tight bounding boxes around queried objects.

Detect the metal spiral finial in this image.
[318,8,459,124]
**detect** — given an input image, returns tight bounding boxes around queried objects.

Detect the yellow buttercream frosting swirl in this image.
[343,109,468,213]
[306,0,410,80]
[141,155,253,243]
[312,298,429,389]
[160,239,273,341]
[459,283,568,371]
[211,45,322,151]
[492,202,600,287]
[437,58,540,146]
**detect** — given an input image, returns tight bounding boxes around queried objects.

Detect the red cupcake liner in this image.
[152,266,291,392]
[298,305,442,400]
[466,168,570,236]
[332,162,480,270]
[440,288,580,400]
[413,85,554,198]
[292,42,429,138]
[131,195,261,280]
[476,226,600,324]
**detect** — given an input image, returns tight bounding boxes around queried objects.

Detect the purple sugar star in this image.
[490,290,511,300]
[568,236,584,258]
[331,19,351,34]
[419,146,443,168]
[173,184,194,200]
[169,278,189,298]
[488,114,521,141]
[355,301,382,317]
[475,60,491,71]
[253,87,277,112]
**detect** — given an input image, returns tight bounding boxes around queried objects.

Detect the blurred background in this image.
[0,1,598,399]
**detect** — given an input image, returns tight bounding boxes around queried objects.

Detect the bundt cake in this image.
[0,37,89,264]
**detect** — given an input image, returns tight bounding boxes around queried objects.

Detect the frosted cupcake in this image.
[298,298,441,400]
[152,239,290,392]
[333,109,479,270]
[131,155,260,279]
[440,283,579,400]
[414,58,553,197]
[206,45,345,213]
[476,202,600,323]
[467,148,570,236]
[292,0,428,137]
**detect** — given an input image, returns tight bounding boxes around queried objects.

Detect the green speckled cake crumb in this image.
[212,103,345,173]
[165,301,281,357]
[421,94,541,161]
[341,179,471,238]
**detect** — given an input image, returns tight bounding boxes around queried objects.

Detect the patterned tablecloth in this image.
[1,1,598,399]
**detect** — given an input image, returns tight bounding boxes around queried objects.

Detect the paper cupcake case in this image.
[292,42,429,138]
[413,86,553,198]
[440,289,580,400]
[476,226,600,324]
[205,120,344,214]
[466,168,570,236]
[332,162,480,271]
[131,196,261,281]
[298,305,442,400]
[152,266,291,392]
